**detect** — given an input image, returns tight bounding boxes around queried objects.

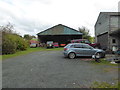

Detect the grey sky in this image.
[0,0,119,36]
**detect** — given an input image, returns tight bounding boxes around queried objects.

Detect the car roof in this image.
[68,43,88,46]
[71,39,87,41]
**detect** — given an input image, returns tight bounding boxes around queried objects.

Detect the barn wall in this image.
[95,14,109,36]
[97,32,108,50]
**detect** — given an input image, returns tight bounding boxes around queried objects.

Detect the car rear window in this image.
[64,44,71,48]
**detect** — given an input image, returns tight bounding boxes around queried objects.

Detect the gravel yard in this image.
[2,50,118,88]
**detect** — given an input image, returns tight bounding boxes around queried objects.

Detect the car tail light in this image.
[64,48,68,51]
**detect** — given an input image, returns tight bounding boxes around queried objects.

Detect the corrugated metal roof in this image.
[37,24,82,35]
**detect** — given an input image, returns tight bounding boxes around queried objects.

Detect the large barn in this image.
[37,24,82,45]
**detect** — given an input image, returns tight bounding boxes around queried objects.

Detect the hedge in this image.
[2,33,29,55]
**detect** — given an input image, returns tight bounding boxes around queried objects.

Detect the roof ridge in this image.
[37,24,82,35]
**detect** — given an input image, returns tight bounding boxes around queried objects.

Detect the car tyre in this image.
[68,52,76,59]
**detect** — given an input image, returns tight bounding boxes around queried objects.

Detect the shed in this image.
[37,24,82,45]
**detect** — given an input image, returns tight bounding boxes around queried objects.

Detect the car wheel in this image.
[68,52,76,59]
[95,52,102,58]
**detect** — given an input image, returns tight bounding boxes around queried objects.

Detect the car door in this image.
[82,44,95,56]
[73,44,84,56]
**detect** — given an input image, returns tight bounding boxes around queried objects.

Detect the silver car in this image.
[63,43,105,59]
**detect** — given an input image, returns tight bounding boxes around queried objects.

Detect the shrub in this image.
[1,23,29,55]
[15,36,28,51]
[2,34,17,54]
[2,33,29,54]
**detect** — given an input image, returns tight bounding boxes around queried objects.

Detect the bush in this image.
[2,33,29,55]
[1,23,29,55]
[16,36,28,51]
[2,34,17,54]
[0,24,28,54]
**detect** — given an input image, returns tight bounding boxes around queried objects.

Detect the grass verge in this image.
[90,81,119,89]
[90,59,118,66]
[1,47,63,60]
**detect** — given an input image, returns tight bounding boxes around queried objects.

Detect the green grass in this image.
[90,59,118,66]
[1,47,63,60]
[90,81,119,89]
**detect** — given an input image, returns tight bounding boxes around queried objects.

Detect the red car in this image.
[71,39,100,48]
[53,42,59,48]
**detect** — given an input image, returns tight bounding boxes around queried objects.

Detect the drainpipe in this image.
[108,15,111,51]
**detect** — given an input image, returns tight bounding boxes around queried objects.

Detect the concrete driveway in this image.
[2,50,118,88]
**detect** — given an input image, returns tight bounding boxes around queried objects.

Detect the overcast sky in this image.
[0,0,119,36]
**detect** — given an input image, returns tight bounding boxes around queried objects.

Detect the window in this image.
[70,45,75,48]
[112,39,116,43]
[74,44,82,48]
[85,40,90,44]
[80,40,85,43]
[82,44,93,49]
